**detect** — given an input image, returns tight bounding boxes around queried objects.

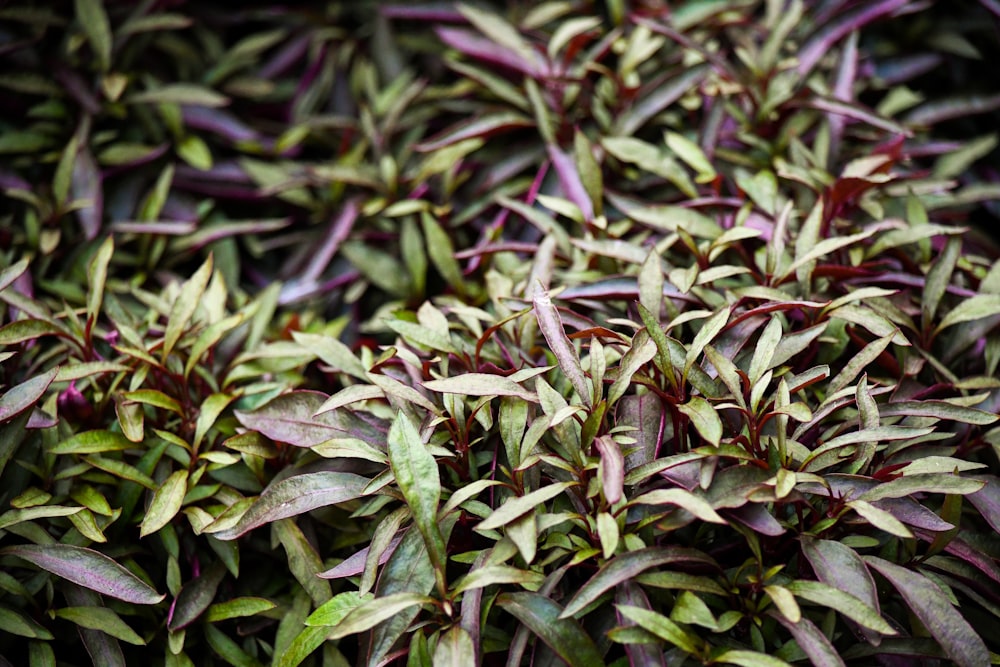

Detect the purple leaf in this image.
[561,546,718,618]
[168,561,226,631]
[801,537,881,616]
[864,556,988,667]
[1,544,164,604]
[798,0,911,75]
[722,504,785,536]
[0,367,58,423]
[415,113,534,152]
[533,288,592,407]
[769,610,846,667]
[300,197,359,283]
[435,27,544,77]
[547,143,594,221]
[594,435,624,504]
[317,535,402,579]
[616,582,666,667]
[182,106,261,144]
[234,391,350,447]
[211,472,370,540]
[968,476,1000,534]
[72,146,103,240]
[613,65,709,136]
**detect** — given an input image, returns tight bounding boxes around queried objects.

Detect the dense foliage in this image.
[2,1,1000,665]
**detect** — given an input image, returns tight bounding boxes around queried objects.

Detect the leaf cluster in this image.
[2,2,1000,666]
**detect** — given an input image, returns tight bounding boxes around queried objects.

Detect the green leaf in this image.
[787,228,878,277]
[139,470,188,537]
[204,623,260,667]
[128,84,229,107]
[74,0,112,71]
[827,332,896,395]
[86,236,113,326]
[475,482,575,532]
[786,580,896,634]
[864,556,988,667]
[54,607,144,645]
[421,212,466,296]
[935,294,1000,333]
[608,336,656,407]
[50,430,133,454]
[617,604,702,654]
[715,650,793,667]
[386,318,458,355]
[0,506,83,531]
[387,412,446,593]
[923,236,960,324]
[205,597,276,622]
[497,592,605,667]
[629,488,726,524]
[0,605,53,639]
[0,319,67,345]
[274,520,331,607]
[451,565,544,594]
[878,400,998,425]
[433,626,476,667]
[291,331,368,381]
[847,500,913,538]
[193,392,234,450]
[858,474,985,501]
[562,547,716,618]
[677,396,723,447]
[326,592,433,640]
[306,591,373,626]
[1,544,164,604]
[162,255,213,361]
[211,472,370,540]
[685,306,730,375]
[422,373,538,403]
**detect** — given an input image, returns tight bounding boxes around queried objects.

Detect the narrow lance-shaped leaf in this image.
[685,306,730,375]
[476,482,576,532]
[678,396,723,447]
[162,255,213,361]
[864,556,988,667]
[386,412,447,594]
[497,593,605,667]
[935,294,1000,334]
[210,472,370,540]
[0,368,58,423]
[562,547,717,618]
[533,288,592,407]
[139,469,188,538]
[923,236,960,324]
[423,373,537,402]
[1,544,164,604]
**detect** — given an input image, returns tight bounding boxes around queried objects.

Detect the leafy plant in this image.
[2,1,1000,666]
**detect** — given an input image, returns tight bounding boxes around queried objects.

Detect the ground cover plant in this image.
[2,1,1000,665]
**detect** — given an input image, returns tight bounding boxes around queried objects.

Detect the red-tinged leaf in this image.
[435,27,543,77]
[561,547,717,618]
[210,472,370,540]
[798,0,910,75]
[863,556,988,667]
[616,582,666,666]
[533,288,592,407]
[168,561,226,631]
[72,146,102,239]
[235,391,357,447]
[613,65,709,136]
[801,537,881,617]
[497,593,605,667]
[807,97,911,137]
[768,611,845,667]
[548,143,594,221]
[415,112,534,152]
[0,367,57,423]
[423,373,538,402]
[968,476,1000,534]
[905,93,1000,126]
[317,535,401,579]
[594,435,624,504]
[1,544,164,604]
